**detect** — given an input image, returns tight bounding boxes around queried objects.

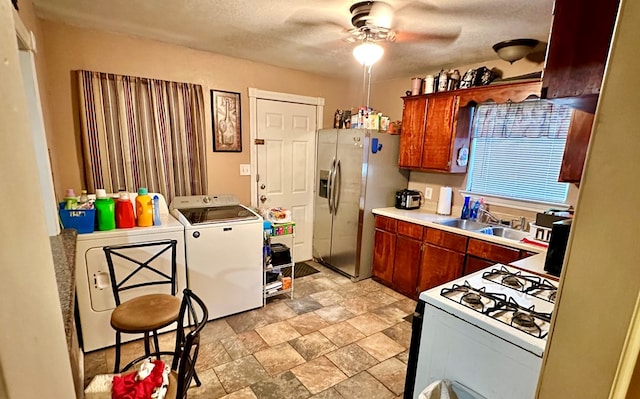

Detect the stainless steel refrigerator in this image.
[313,129,409,280]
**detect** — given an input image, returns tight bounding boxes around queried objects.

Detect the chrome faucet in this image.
[477,208,501,224]
[510,217,528,231]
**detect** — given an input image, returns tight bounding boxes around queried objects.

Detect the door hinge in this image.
[255,138,265,145]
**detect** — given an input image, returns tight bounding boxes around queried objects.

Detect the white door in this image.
[256,99,317,261]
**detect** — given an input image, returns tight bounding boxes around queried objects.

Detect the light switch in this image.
[240,164,251,176]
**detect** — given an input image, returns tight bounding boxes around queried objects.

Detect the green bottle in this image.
[95,189,116,231]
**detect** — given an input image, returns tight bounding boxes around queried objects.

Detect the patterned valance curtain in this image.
[472,100,573,139]
[77,71,207,203]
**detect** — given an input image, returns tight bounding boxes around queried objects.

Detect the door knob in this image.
[260,195,267,203]
[260,184,266,190]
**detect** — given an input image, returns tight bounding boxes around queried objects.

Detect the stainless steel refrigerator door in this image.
[312,129,338,264]
[328,129,367,277]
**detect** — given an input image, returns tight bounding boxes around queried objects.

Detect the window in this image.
[467,101,572,205]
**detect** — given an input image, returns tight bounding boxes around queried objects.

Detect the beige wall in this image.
[39,20,363,204]
[1,3,76,397]
[368,56,580,224]
[538,0,640,396]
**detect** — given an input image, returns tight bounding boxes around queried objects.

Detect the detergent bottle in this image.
[115,191,136,228]
[135,188,153,227]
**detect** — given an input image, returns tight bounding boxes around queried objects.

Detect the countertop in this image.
[50,228,77,346]
[372,207,548,253]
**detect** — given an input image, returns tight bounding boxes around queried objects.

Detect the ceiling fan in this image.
[286,1,461,47]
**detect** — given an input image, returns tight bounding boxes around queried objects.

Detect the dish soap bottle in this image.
[461,196,471,219]
[470,199,481,221]
[95,189,116,231]
[152,195,162,226]
[135,188,153,227]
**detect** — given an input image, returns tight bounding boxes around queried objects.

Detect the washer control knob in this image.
[193,231,200,238]
[202,196,211,204]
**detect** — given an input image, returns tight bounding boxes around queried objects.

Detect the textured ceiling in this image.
[32,0,554,80]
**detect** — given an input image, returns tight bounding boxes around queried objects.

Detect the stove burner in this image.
[549,291,557,302]
[512,312,536,328]
[502,275,524,289]
[462,292,482,305]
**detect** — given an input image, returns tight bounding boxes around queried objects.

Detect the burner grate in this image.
[482,266,558,303]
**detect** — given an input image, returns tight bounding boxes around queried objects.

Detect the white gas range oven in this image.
[407,264,558,399]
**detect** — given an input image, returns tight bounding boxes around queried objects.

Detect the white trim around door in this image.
[248,88,324,208]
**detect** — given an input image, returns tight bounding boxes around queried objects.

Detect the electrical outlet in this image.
[239,164,251,176]
[424,186,433,200]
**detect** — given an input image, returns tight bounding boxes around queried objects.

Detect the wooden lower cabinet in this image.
[464,255,495,275]
[372,215,540,298]
[372,229,396,286]
[419,243,465,292]
[391,235,422,298]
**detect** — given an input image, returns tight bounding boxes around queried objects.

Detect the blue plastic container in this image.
[59,206,95,234]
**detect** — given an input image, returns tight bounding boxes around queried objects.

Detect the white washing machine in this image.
[75,193,187,352]
[170,194,263,321]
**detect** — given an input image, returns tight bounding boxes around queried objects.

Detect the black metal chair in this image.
[104,239,181,373]
[84,288,209,399]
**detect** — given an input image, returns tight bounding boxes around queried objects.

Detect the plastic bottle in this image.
[470,199,481,221]
[64,188,78,210]
[115,191,136,228]
[94,189,116,231]
[78,190,89,207]
[135,188,153,227]
[461,196,471,220]
[152,195,162,226]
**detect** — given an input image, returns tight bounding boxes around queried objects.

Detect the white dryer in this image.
[75,193,187,352]
[170,194,263,321]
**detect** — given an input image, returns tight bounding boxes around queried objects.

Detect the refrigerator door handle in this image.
[332,160,341,215]
[327,158,336,213]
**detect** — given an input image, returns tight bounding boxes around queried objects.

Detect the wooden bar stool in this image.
[104,239,181,373]
[85,288,208,398]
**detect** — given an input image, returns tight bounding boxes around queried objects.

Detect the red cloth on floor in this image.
[111,360,164,399]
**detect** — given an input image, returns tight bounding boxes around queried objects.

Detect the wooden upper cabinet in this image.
[558,109,595,183]
[399,93,471,173]
[542,0,620,113]
[399,96,427,168]
[422,95,461,171]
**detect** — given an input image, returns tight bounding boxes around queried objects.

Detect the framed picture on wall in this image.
[211,90,242,152]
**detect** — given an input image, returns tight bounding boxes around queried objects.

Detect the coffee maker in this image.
[544,219,573,277]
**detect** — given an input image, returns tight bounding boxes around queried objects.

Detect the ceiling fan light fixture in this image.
[353,42,384,65]
[492,39,539,64]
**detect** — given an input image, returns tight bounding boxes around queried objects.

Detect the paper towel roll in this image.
[437,187,453,215]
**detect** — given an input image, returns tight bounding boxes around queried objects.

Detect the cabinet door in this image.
[372,229,396,286]
[467,238,521,264]
[464,255,495,276]
[558,109,594,183]
[542,0,619,112]
[399,97,428,168]
[422,96,459,170]
[418,243,465,293]
[392,236,422,298]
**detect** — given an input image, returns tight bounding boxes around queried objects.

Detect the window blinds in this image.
[467,101,572,204]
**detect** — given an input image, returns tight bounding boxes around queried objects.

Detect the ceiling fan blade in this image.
[393,27,461,44]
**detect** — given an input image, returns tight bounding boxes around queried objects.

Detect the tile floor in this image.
[84,262,416,398]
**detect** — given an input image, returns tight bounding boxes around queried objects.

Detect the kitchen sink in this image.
[434,218,491,231]
[434,218,529,242]
[479,226,529,241]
